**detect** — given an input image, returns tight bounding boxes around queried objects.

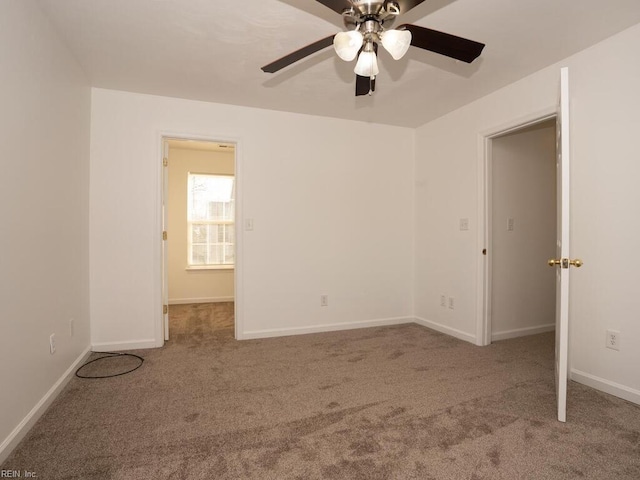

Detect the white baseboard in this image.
[240,316,413,340]
[0,346,92,465]
[571,369,640,406]
[169,297,234,305]
[413,316,477,344]
[492,323,555,342]
[91,338,160,351]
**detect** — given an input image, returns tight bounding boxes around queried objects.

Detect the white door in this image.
[552,67,578,422]
[162,140,170,341]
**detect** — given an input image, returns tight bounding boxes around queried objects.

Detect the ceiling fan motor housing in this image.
[342,1,400,31]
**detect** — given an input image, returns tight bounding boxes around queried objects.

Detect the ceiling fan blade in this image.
[395,0,428,14]
[314,0,353,15]
[355,75,376,96]
[261,35,335,73]
[398,24,485,63]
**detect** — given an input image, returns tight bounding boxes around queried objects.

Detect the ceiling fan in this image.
[261,0,485,96]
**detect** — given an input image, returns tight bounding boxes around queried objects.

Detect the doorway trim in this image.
[475,107,556,346]
[157,131,243,344]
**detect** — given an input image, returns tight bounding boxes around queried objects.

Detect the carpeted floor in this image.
[3,303,640,479]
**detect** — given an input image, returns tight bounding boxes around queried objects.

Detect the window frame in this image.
[186,172,235,270]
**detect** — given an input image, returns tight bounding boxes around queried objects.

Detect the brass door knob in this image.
[548,259,561,267]
[570,259,583,268]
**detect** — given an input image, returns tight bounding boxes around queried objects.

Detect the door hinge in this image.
[163,157,168,167]
[163,305,168,315]
[162,231,167,241]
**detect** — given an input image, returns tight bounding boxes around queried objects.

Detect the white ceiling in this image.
[36,0,640,128]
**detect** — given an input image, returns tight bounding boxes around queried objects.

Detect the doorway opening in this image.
[478,113,557,345]
[161,137,239,342]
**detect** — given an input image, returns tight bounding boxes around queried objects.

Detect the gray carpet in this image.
[3,303,640,479]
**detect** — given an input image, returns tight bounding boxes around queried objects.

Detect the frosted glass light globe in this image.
[333,31,364,61]
[381,29,412,60]
[354,50,379,78]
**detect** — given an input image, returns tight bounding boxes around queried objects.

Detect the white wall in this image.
[0,0,91,462]
[414,22,640,402]
[491,123,556,340]
[90,90,414,347]
[168,146,235,303]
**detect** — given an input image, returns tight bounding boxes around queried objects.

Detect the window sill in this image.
[185,265,234,271]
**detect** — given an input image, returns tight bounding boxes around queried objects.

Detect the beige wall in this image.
[168,147,235,303]
[414,22,640,403]
[490,122,556,340]
[0,0,91,462]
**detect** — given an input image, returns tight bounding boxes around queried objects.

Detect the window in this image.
[187,173,234,268]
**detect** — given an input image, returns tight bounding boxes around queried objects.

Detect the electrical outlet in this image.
[320,295,329,307]
[440,295,446,307]
[459,218,469,231]
[448,297,454,309]
[49,334,56,354]
[69,318,75,337]
[606,330,620,351]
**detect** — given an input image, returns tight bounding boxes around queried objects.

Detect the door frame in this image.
[475,108,556,346]
[157,132,243,344]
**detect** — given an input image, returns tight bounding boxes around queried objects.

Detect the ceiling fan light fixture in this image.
[333,31,364,61]
[260,0,486,97]
[354,49,379,78]
[381,29,412,60]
